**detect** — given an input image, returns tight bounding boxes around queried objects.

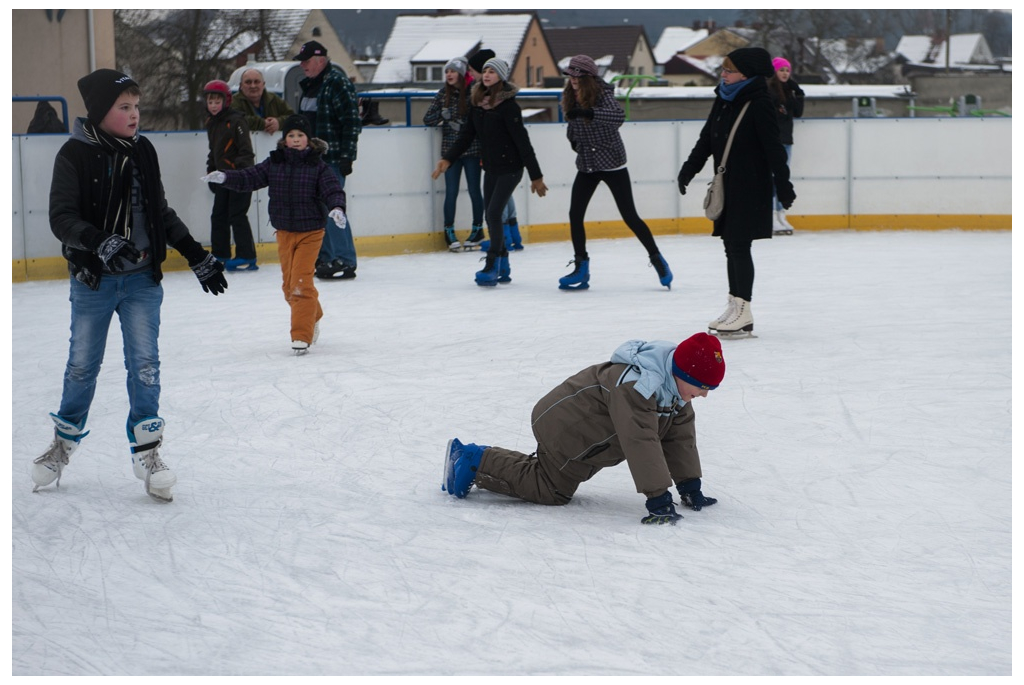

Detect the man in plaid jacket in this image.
[296,40,362,280]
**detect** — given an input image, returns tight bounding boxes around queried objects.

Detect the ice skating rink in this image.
[10,230,1012,675]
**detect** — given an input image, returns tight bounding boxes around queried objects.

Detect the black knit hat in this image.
[281,114,311,138]
[726,47,775,79]
[467,49,496,74]
[77,69,138,125]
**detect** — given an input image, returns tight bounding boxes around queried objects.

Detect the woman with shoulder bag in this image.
[677,47,795,338]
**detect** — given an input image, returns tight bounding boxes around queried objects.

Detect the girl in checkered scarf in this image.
[558,55,672,291]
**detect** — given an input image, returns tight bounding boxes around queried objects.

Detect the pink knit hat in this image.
[772,57,791,71]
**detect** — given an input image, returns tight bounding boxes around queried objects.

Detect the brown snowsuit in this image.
[474,361,702,505]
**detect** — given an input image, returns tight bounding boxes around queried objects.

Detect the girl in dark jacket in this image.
[769,57,804,235]
[423,57,484,251]
[432,57,548,287]
[204,115,346,355]
[677,47,795,338]
[558,54,672,291]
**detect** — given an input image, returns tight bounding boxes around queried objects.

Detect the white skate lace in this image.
[33,438,70,486]
[140,448,169,475]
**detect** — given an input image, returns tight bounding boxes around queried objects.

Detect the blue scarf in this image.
[718,77,754,102]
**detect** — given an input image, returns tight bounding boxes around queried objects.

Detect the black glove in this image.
[676,169,689,196]
[776,184,796,210]
[677,478,717,511]
[570,140,578,153]
[97,234,143,271]
[190,252,228,296]
[566,106,594,120]
[338,158,353,176]
[641,491,683,525]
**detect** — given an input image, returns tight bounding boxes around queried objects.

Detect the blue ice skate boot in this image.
[443,438,488,498]
[507,220,524,250]
[558,257,590,290]
[475,254,500,287]
[497,255,511,284]
[651,253,673,289]
[443,226,461,252]
[225,258,258,271]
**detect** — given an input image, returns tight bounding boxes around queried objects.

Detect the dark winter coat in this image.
[772,78,805,145]
[564,80,627,173]
[298,63,361,164]
[678,77,795,241]
[423,85,481,159]
[220,138,346,233]
[206,107,254,173]
[444,82,543,181]
[49,118,207,289]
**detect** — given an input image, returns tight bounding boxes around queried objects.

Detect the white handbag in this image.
[704,101,750,221]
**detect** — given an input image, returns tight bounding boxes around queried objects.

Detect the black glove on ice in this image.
[676,169,689,196]
[338,158,353,176]
[677,478,717,511]
[190,252,228,296]
[641,491,683,525]
[776,184,796,210]
[97,234,143,271]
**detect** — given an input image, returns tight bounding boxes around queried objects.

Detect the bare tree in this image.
[115,9,297,130]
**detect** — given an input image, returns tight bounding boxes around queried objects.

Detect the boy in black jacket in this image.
[32,69,228,502]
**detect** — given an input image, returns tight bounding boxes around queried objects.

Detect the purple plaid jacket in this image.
[221,138,346,232]
[565,81,628,173]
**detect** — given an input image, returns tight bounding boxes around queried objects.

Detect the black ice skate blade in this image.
[147,487,173,503]
[710,329,757,340]
[558,283,590,291]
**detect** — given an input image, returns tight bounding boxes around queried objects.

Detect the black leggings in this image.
[723,238,754,302]
[568,168,660,260]
[483,169,523,257]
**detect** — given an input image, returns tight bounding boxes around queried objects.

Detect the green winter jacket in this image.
[231,90,295,134]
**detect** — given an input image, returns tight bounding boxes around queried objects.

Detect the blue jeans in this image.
[318,163,357,268]
[774,144,793,211]
[502,195,516,223]
[58,272,163,438]
[443,155,484,227]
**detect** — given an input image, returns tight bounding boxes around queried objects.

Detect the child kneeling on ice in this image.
[203,114,346,355]
[443,332,725,524]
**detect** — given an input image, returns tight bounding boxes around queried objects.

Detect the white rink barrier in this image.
[12,116,1011,280]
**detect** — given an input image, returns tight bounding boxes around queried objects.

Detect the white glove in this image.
[200,171,226,184]
[329,208,347,229]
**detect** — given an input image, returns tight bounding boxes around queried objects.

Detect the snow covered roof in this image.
[373,13,533,83]
[652,26,709,64]
[804,37,894,83]
[895,33,994,67]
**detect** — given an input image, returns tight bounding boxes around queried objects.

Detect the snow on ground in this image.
[9,230,1012,675]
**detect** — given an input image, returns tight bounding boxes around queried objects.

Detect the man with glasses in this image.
[231,68,295,135]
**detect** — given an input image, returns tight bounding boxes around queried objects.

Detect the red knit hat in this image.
[672,333,726,390]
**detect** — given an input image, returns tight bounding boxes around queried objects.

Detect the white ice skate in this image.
[773,210,794,236]
[708,295,736,332]
[292,340,310,356]
[32,413,88,491]
[712,298,757,339]
[130,417,176,502]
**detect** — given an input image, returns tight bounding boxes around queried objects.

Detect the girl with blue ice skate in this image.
[558,55,672,291]
[431,57,547,287]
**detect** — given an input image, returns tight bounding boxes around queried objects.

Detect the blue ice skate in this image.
[225,258,258,272]
[558,258,590,290]
[443,438,486,498]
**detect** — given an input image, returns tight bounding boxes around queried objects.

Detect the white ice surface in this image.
[9,231,1012,675]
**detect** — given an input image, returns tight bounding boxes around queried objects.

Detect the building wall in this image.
[12,9,116,133]
[628,38,657,77]
[294,9,360,82]
[513,19,558,88]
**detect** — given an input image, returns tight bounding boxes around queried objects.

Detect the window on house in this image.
[536,66,543,84]
[414,65,445,83]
